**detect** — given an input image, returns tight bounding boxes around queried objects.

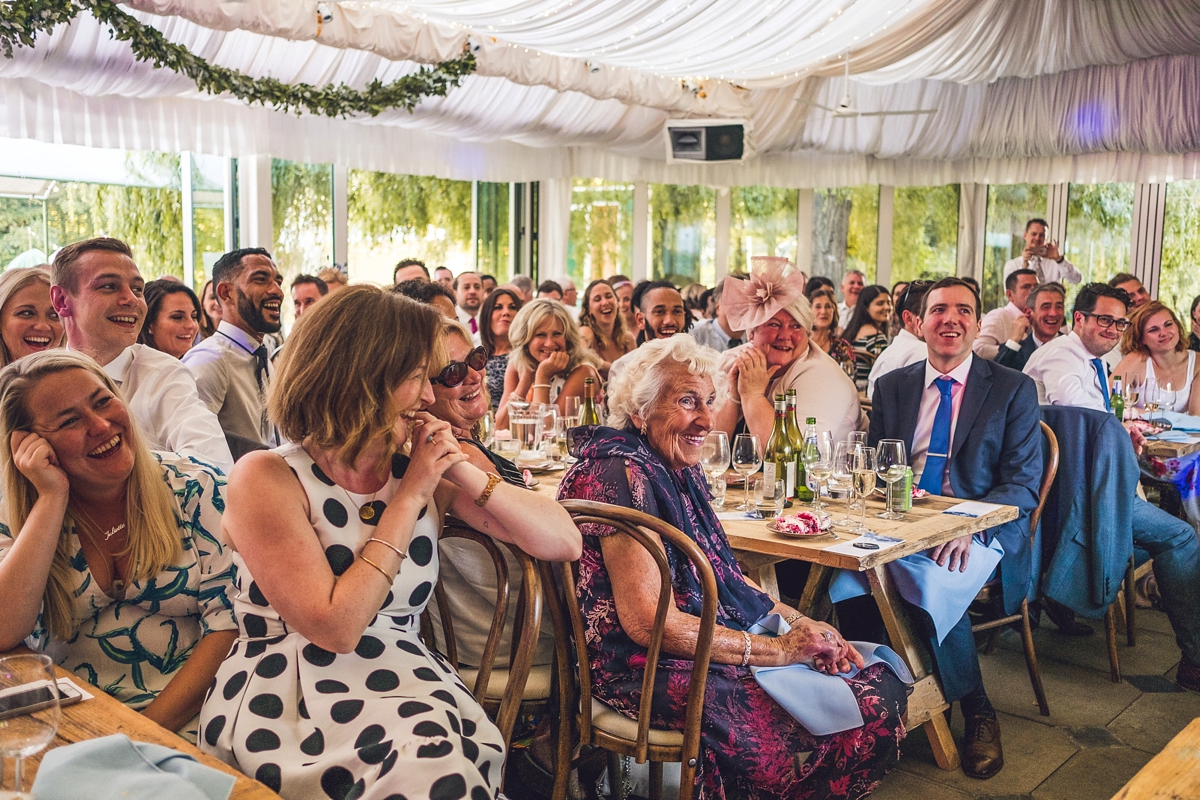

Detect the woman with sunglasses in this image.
[496,299,602,428]
[428,320,524,486]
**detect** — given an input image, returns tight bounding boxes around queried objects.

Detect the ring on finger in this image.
[427,433,435,443]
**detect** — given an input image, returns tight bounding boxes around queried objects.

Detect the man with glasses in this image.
[1023,283,1130,409]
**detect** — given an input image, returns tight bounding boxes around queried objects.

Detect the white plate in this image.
[765,520,835,538]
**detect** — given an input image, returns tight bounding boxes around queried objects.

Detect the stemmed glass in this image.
[853,446,878,530]
[0,654,60,796]
[701,432,730,506]
[1123,375,1141,420]
[830,442,860,531]
[731,434,762,512]
[801,431,834,515]
[477,410,496,449]
[1162,381,1177,415]
[875,439,908,520]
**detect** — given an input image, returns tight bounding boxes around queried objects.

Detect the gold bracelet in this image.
[740,630,752,667]
[366,537,407,561]
[784,612,804,626]
[475,472,504,507]
[358,554,393,582]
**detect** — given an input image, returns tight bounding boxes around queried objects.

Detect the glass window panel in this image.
[476,182,511,283]
[811,186,878,283]
[272,159,332,296]
[730,186,798,274]
[650,183,716,286]
[347,170,474,287]
[982,183,1049,312]
[891,184,959,285]
[190,153,226,292]
[1159,180,1200,328]
[567,179,634,287]
[1064,182,1134,304]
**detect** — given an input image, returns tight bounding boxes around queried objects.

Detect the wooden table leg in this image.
[737,553,784,601]
[798,564,832,618]
[867,565,961,772]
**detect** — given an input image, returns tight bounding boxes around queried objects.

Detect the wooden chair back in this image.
[420,518,542,752]
[1030,421,1060,538]
[550,499,719,799]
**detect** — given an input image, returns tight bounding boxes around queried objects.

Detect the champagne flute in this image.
[802,431,834,514]
[830,441,860,531]
[853,446,878,530]
[875,439,908,520]
[0,654,60,796]
[732,434,762,512]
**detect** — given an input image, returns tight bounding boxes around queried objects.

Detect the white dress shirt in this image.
[911,354,974,494]
[182,321,275,447]
[1022,330,1108,411]
[690,317,735,352]
[102,344,234,474]
[974,302,1023,361]
[838,301,852,330]
[1002,255,1082,285]
[457,306,482,345]
[867,329,928,397]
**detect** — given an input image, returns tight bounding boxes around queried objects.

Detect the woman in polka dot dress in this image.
[199,287,582,800]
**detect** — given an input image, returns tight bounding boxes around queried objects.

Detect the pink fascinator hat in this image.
[722,256,808,331]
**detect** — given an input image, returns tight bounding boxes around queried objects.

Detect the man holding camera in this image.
[1002,218,1082,285]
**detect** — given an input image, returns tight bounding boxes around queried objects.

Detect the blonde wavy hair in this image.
[0,267,61,367]
[0,350,181,640]
[507,298,601,376]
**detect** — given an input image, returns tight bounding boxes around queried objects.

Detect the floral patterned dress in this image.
[0,453,237,742]
[558,427,906,800]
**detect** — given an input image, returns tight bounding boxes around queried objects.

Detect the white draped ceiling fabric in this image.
[2,0,1200,186]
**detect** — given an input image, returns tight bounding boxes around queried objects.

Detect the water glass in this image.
[875,439,908,520]
[802,430,834,514]
[0,654,60,796]
[755,478,786,517]
[848,431,867,448]
[707,474,727,508]
[509,407,542,456]
[831,441,860,531]
[562,397,583,422]
[732,434,762,512]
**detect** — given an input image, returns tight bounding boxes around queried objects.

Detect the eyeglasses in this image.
[432,346,487,387]
[1080,312,1132,332]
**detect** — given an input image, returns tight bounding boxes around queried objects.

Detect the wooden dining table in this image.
[1142,434,1200,459]
[0,647,280,799]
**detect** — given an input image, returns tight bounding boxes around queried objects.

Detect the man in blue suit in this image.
[863,277,1042,779]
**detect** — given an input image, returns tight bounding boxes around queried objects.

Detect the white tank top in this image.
[1144,350,1197,413]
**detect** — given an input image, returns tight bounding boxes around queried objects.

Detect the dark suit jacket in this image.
[869,356,1043,613]
[993,335,1036,371]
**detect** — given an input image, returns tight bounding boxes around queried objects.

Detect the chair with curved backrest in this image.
[420,518,542,757]
[970,420,1060,716]
[544,499,719,800]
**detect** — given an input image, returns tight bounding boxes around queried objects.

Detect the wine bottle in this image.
[1110,375,1125,421]
[797,416,819,502]
[784,391,812,501]
[763,395,796,497]
[579,377,601,426]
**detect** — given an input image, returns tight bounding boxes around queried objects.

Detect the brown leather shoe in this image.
[962,712,1004,779]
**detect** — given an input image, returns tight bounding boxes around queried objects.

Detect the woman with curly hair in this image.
[578,279,633,375]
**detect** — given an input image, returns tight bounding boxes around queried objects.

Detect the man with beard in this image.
[184,247,284,448]
[993,282,1065,371]
[50,237,232,473]
[607,280,689,386]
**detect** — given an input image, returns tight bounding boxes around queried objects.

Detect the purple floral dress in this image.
[558,427,907,800]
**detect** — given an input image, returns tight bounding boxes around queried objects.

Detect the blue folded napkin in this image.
[1160,411,1200,433]
[1148,430,1197,443]
[31,734,235,800]
[828,536,1004,643]
[747,614,913,735]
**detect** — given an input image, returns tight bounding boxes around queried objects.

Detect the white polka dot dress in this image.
[199,443,505,800]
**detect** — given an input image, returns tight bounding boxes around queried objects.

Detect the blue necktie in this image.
[1091,358,1110,411]
[918,377,955,495]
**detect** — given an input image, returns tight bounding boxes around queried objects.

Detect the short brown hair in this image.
[51,237,134,295]
[1121,300,1186,358]
[268,285,441,467]
[920,277,981,319]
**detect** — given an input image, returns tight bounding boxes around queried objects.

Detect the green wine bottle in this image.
[785,391,813,501]
[798,416,819,502]
[1110,375,1125,421]
[579,377,601,426]
[763,395,796,498]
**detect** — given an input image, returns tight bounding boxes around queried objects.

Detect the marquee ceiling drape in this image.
[2,0,1199,186]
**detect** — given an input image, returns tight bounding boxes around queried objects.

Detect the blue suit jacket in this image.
[869,356,1043,613]
[1038,405,1136,617]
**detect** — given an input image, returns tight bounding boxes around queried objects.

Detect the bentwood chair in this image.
[545,500,718,800]
[970,420,1059,716]
[420,518,542,755]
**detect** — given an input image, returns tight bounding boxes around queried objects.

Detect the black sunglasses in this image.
[432,346,487,388]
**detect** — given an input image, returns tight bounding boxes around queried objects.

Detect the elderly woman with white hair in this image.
[715,257,864,447]
[557,335,906,799]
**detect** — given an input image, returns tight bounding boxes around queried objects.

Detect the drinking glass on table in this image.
[1123,375,1141,419]
[478,409,496,448]
[701,432,730,507]
[875,439,908,520]
[0,654,60,796]
[830,441,859,532]
[848,431,867,448]
[853,446,878,530]
[732,434,762,512]
[562,396,582,426]
[801,430,834,515]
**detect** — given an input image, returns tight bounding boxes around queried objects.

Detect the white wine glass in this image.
[802,431,834,514]
[854,446,878,530]
[1162,381,1177,414]
[0,654,60,796]
[831,441,860,531]
[701,432,730,504]
[875,439,908,520]
[731,434,762,512]
[1123,375,1141,419]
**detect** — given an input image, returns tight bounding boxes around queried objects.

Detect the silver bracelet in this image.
[365,537,407,561]
[740,630,752,667]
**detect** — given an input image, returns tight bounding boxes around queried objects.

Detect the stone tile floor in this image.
[871,608,1200,800]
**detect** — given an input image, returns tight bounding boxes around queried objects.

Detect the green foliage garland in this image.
[0,0,476,117]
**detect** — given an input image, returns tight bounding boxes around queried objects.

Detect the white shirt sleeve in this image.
[154,362,235,474]
[1055,257,1083,284]
[973,311,1008,361]
[1025,346,1107,412]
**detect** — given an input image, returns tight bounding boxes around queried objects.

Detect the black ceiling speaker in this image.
[664,120,752,163]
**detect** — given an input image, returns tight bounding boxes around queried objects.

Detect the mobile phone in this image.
[0,678,84,720]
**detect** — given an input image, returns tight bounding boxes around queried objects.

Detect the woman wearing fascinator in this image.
[715,256,865,447]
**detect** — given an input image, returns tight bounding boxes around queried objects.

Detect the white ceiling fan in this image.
[798,55,938,118]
